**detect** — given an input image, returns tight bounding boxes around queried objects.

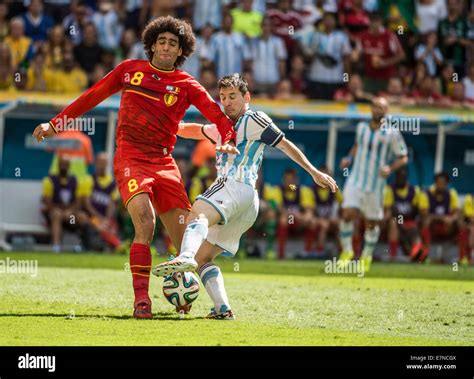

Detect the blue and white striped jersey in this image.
[202,109,284,188]
[206,32,251,79]
[347,121,408,198]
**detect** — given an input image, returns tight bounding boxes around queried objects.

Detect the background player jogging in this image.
[152,74,338,320]
[32,16,238,320]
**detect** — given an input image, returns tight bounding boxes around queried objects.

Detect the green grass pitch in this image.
[0,252,473,346]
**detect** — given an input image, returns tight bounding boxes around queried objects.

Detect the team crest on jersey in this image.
[164,93,178,106]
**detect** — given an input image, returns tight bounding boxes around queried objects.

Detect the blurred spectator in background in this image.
[21,0,54,44]
[43,0,71,25]
[231,0,263,38]
[92,0,123,50]
[4,17,34,69]
[274,78,305,100]
[267,0,303,59]
[41,156,88,253]
[275,168,316,259]
[82,152,122,251]
[462,191,474,265]
[0,42,14,90]
[26,51,54,91]
[380,0,417,59]
[74,22,103,74]
[116,28,146,63]
[119,0,147,32]
[88,62,106,86]
[50,50,87,93]
[449,82,474,108]
[437,62,456,97]
[466,9,474,66]
[250,173,278,258]
[334,72,373,102]
[462,62,474,101]
[419,172,466,263]
[99,48,116,73]
[338,0,370,42]
[189,158,217,202]
[415,0,447,34]
[357,11,405,94]
[199,67,219,99]
[301,11,351,100]
[206,13,251,78]
[415,31,443,76]
[181,22,211,79]
[49,130,94,180]
[308,165,342,257]
[411,75,450,106]
[192,0,230,32]
[0,0,9,41]
[438,0,467,76]
[62,0,92,46]
[249,17,287,97]
[378,77,415,106]
[384,168,423,261]
[44,25,72,70]
[242,69,260,97]
[410,61,429,92]
[288,53,306,96]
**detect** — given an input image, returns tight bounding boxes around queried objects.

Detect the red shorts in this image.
[114,155,191,214]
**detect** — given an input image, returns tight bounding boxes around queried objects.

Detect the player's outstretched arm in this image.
[276,137,338,193]
[32,61,127,143]
[177,122,208,140]
[187,79,237,146]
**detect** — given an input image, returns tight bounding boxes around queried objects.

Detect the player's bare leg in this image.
[152,200,222,276]
[302,209,317,256]
[49,208,64,251]
[127,193,156,319]
[158,207,190,252]
[315,217,330,255]
[337,207,358,267]
[195,241,234,320]
[388,217,399,261]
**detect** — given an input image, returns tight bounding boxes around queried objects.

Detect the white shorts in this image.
[196,176,259,256]
[342,181,384,221]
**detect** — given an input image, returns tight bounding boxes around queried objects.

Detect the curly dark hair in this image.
[218,73,249,96]
[141,16,196,67]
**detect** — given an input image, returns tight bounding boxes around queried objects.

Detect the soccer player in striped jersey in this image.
[338,97,408,272]
[153,73,338,319]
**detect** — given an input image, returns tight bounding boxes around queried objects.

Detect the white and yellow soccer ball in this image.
[162,272,200,312]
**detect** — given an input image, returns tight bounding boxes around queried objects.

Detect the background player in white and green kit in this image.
[338,97,409,272]
[153,74,338,319]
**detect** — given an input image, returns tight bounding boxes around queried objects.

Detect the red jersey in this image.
[49,59,235,161]
[359,27,403,80]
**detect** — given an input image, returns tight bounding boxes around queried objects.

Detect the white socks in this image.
[361,226,380,258]
[339,220,354,252]
[180,218,208,260]
[198,262,231,313]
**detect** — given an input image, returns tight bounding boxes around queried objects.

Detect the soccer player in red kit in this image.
[32,16,238,319]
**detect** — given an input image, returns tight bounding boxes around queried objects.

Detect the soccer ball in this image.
[162,272,200,312]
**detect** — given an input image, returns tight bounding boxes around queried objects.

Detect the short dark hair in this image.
[217,73,249,96]
[284,168,297,176]
[142,16,195,67]
[435,172,450,182]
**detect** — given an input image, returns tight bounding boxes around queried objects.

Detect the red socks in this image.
[457,228,469,261]
[389,240,398,260]
[277,224,288,259]
[304,227,316,253]
[130,242,151,305]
